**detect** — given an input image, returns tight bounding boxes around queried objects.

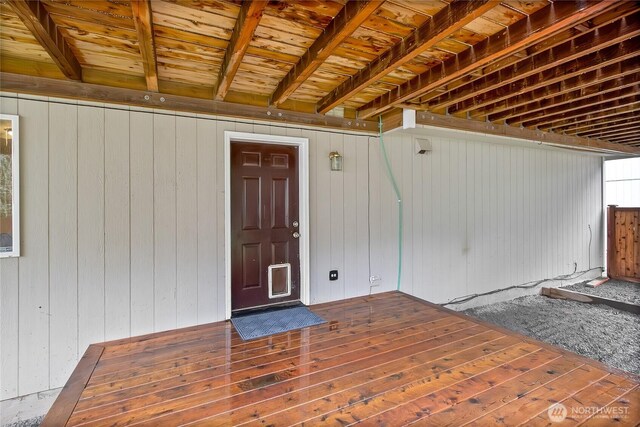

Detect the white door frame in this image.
[224,131,310,320]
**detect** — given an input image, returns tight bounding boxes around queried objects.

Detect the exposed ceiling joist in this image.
[357,1,616,119]
[270,0,384,107]
[548,106,640,132]
[316,0,498,114]
[6,0,82,80]
[516,89,639,128]
[487,60,640,122]
[502,74,640,126]
[440,16,640,115]
[572,119,640,137]
[130,0,158,92]
[562,113,640,135]
[214,0,268,101]
[537,97,640,130]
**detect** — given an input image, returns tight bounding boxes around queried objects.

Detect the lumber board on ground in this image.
[540,287,640,315]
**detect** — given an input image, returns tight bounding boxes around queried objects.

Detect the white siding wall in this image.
[0,94,606,401]
[0,94,370,399]
[605,157,640,207]
[369,127,604,305]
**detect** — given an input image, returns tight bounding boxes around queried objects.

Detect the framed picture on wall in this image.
[0,114,19,257]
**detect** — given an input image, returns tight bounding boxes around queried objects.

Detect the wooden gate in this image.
[607,205,640,282]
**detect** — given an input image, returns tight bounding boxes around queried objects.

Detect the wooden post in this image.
[607,204,617,278]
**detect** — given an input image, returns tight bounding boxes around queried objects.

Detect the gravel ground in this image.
[563,279,640,305]
[3,416,43,427]
[464,294,640,376]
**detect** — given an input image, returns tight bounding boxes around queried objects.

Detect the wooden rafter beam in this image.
[496,73,640,126]
[515,87,640,128]
[357,1,616,119]
[576,119,640,137]
[428,10,640,114]
[549,107,640,132]
[584,125,640,140]
[130,0,158,92]
[463,41,640,118]
[0,72,376,132]
[315,0,498,114]
[486,60,640,122]
[536,96,640,130]
[6,0,82,80]
[214,0,267,101]
[566,115,640,135]
[418,1,640,105]
[386,110,640,155]
[270,0,383,107]
[607,131,640,142]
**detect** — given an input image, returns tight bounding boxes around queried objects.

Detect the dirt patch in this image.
[563,279,640,305]
[464,294,640,376]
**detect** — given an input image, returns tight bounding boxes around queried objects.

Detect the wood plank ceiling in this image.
[0,0,639,154]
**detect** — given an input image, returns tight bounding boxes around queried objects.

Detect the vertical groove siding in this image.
[0,95,371,399]
[369,131,604,305]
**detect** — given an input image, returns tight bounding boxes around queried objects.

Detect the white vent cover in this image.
[415,138,432,155]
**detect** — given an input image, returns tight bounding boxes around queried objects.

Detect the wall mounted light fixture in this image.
[329,151,343,171]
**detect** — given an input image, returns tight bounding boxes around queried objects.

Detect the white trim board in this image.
[224,131,310,320]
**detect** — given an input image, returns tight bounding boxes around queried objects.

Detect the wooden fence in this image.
[607,205,640,282]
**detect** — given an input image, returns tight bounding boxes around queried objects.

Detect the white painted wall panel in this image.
[17,99,50,395]
[0,96,19,399]
[0,95,604,401]
[48,103,78,388]
[77,106,105,351]
[605,158,640,207]
[371,128,604,307]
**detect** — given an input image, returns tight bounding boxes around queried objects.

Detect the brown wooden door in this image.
[231,142,300,311]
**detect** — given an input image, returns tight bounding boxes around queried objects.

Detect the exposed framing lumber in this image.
[420,2,640,109]
[316,0,498,114]
[573,118,640,135]
[501,76,640,127]
[357,1,616,119]
[540,287,640,315]
[521,92,640,129]
[0,72,376,132]
[464,38,640,118]
[580,122,640,139]
[214,0,267,101]
[270,0,383,107]
[6,0,82,80]
[383,110,640,154]
[548,106,640,132]
[486,61,640,122]
[430,13,640,114]
[130,0,158,92]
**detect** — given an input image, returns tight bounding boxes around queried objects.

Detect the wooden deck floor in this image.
[43,292,639,426]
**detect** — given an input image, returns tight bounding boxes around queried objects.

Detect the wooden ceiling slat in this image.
[501,76,640,127]
[428,14,640,114]
[7,0,82,80]
[214,0,267,100]
[568,117,640,136]
[580,123,640,140]
[131,0,158,92]
[547,106,640,132]
[317,0,498,114]
[534,96,640,130]
[357,1,616,119]
[486,60,640,122]
[512,85,640,128]
[40,0,134,30]
[270,0,383,107]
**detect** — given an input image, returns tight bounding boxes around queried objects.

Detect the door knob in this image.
[292,220,299,227]
[292,232,300,239]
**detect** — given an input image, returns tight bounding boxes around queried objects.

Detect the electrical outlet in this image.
[329,270,338,281]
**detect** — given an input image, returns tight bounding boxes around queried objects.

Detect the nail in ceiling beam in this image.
[317,0,498,114]
[7,0,82,80]
[214,0,268,101]
[131,0,158,92]
[270,0,384,107]
[357,1,615,119]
